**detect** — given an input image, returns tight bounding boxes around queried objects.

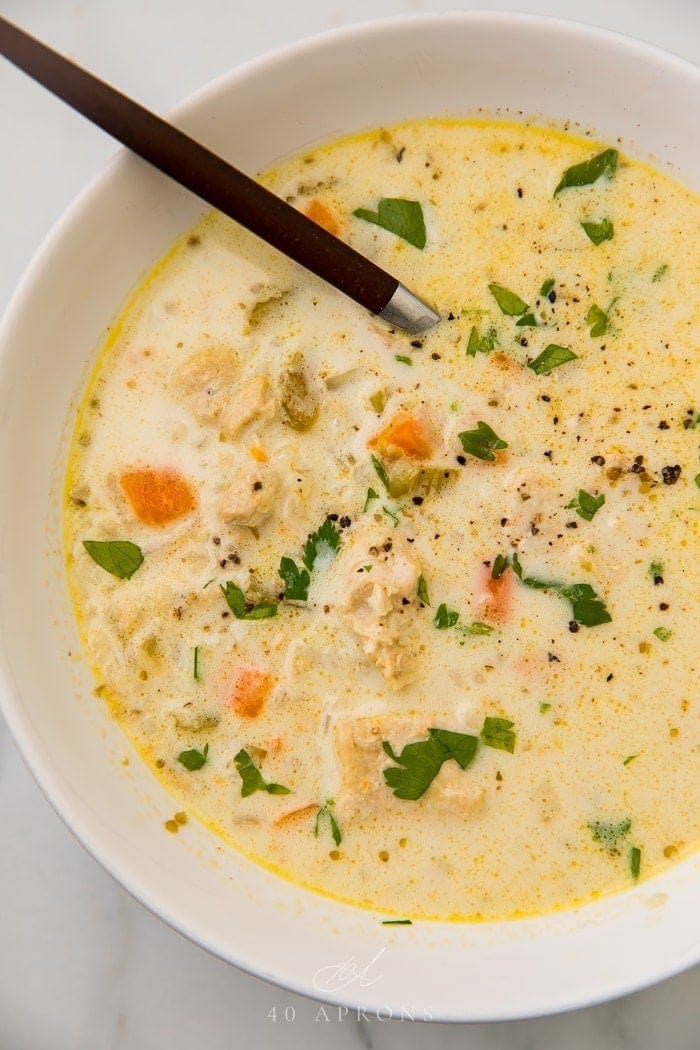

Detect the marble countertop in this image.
[0,1,697,1047]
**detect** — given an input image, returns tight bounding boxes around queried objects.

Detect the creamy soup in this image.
[64,120,700,921]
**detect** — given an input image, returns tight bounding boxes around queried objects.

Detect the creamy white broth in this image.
[65,120,699,921]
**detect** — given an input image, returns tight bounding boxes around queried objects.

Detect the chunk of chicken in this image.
[172,347,238,423]
[221,374,275,437]
[334,525,421,687]
[217,465,281,528]
[333,715,485,821]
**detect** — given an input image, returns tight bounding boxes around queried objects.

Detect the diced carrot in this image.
[477,563,514,624]
[228,665,274,718]
[305,199,340,237]
[274,804,317,828]
[119,468,195,526]
[368,413,433,460]
[249,445,269,463]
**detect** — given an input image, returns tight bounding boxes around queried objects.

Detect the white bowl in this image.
[0,12,698,1022]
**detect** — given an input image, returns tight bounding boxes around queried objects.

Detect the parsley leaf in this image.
[629,845,641,882]
[382,727,479,799]
[553,148,618,196]
[540,278,555,297]
[234,749,291,797]
[651,264,668,282]
[193,646,201,682]
[363,487,379,512]
[539,702,552,714]
[302,517,341,572]
[177,743,209,772]
[488,283,529,316]
[586,303,609,337]
[623,754,639,766]
[417,575,430,606]
[481,716,516,753]
[220,582,277,620]
[528,344,578,375]
[353,198,427,249]
[382,919,412,925]
[589,818,631,850]
[466,325,498,357]
[371,454,392,494]
[395,354,412,365]
[278,556,310,601]
[653,626,672,642]
[458,420,508,462]
[515,313,539,327]
[559,582,612,626]
[314,799,342,846]
[491,553,510,580]
[581,218,614,245]
[83,539,144,580]
[566,489,605,521]
[459,621,494,637]
[434,603,459,629]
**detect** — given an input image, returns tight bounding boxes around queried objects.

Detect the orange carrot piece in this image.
[274,804,317,828]
[305,199,340,237]
[119,468,195,526]
[229,665,274,718]
[249,445,269,463]
[368,413,433,460]
[477,564,514,624]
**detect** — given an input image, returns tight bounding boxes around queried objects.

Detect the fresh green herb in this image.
[515,313,539,327]
[528,344,578,375]
[651,264,668,282]
[539,702,552,714]
[363,487,379,512]
[649,560,664,581]
[383,505,401,528]
[460,621,494,637]
[589,818,631,850]
[353,198,427,249]
[221,582,277,620]
[623,754,639,766]
[458,420,508,462]
[303,517,341,573]
[629,845,641,881]
[395,354,413,365]
[586,303,609,338]
[278,557,310,601]
[695,473,700,489]
[83,539,144,580]
[540,278,555,297]
[491,553,510,580]
[234,749,291,797]
[510,552,562,592]
[371,454,391,494]
[434,603,459,630]
[481,716,516,753]
[553,148,618,196]
[566,489,605,521]
[689,414,700,429]
[581,218,614,245]
[314,799,342,846]
[509,554,612,626]
[653,626,672,642]
[466,325,498,357]
[382,919,413,925]
[488,283,529,316]
[417,575,430,606]
[382,728,479,800]
[177,743,209,772]
[193,646,201,682]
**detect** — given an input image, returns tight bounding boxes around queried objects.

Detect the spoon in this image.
[0,15,439,335]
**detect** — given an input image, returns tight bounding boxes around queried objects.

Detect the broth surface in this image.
[65,120,700,920]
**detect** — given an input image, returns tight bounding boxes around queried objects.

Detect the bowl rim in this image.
[0,9,698,1022]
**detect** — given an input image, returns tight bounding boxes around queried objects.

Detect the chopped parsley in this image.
[466,324,498,357]
[589,818,631,850]
[83,539,144,580]
[629,845,641,882]
[314,799,342,846]
[515,312,539,328]
[529,344,578,375]
[459,621,494,637]
[652,264,668,282]
[540,278,555,297]
[586,303,609,337]
[566,489,605,521]
[488,282,529,316]
[382,919,413,925]
[278,556,310,601]
[649,560,664,584]
[458,420,508,462]
[553,148,618,196]
[653,626,672,642]
[303,518,341,572]
[395,354,413,365]
[382,505,401,528]
[193,646,201,682]
[581,218,614,245]
[434,603,459,629]
[481,716,516,753]
[363,487,379,512]
[220,581,277,620]
[278,518,340,601]
[382,728,479,800]
[353,198,427,249]
[491,553,510,580]
[177,743,209,772]
[371,454,392,494]
[623,754,639,766]
[499,552,612,627]
[417,575,430,605]
[234,749,291,797]
[539,702,552,714]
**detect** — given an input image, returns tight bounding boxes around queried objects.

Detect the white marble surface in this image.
[0,1,698,1046]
